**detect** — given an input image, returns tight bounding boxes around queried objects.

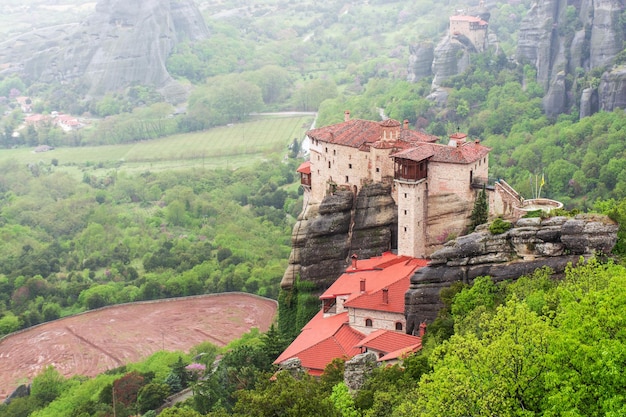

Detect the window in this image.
[395,322,403,331]
[404,210,407,215]
[325,147,328,153]
[376,167,380,173]
[365,319,373,327]
[404,227,407,232]
[345,176,349,183]
[333,149,336,155]
[404,193,408,198]
[328,161,331,169]
[349,163,352,169]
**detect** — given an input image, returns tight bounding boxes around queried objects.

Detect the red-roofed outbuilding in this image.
[275,252,427,375]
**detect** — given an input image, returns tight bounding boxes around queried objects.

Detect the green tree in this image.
[31,366,67,407]
[330,382,360,417]
[0,312,20,335]
[232,372,340,417]
[137,382,170,414]
[404,301,550,416]
[469,187,488,231]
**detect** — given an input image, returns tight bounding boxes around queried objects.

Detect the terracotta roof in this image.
[450,15,488,25]
[273,311,364,373]
[344,275,410,314]
[307,119,438,149]
[391,141,490,165]
[25,114,47,123]
[378,343,422,362]
[320,252,428,306]
[296,161,311,174]
[356,329,422,355]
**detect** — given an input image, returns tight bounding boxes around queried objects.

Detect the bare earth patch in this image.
[0,293,277,401]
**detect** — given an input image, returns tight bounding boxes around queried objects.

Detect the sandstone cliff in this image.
[407,0,625,118]
[0,0,209,102]
[516,0,625,117]
[281,183,397,291]
[405,214,618,335]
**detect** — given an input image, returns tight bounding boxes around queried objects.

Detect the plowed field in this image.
[0,293,277,401]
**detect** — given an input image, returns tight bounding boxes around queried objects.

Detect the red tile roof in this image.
[307,119,438,149]
[378,343,422,362]
[322,252,427,313]
[356,329,422,354]
[392,140,490,165]
[273,311,365,373]
[297,161,311,174]
[275,252,428,375]
[450,15,488,26]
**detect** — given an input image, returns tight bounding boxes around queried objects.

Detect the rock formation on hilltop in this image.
[0,0,209,102]
[516,0,625,117]
[405,214,618,335]
[407,0,626,118]
[281,183,397,291]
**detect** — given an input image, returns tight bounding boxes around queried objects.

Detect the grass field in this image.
[0,113,315,176]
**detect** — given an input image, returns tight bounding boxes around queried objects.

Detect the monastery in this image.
[278,112,522,375]
[298,111,517,258]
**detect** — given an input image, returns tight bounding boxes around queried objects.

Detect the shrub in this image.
[489,218,513,235]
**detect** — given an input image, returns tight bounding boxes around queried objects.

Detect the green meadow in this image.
[0,114,314,177]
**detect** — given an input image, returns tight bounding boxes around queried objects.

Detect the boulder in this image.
[344,352,379,392]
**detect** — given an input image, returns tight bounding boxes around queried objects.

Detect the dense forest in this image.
[0,157,300,335]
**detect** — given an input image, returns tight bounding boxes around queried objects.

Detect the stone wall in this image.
[348,308,405,335]
[405,214,618,335]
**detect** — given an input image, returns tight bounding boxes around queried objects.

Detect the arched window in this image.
[365,319,373,327]
[395,322,403,331]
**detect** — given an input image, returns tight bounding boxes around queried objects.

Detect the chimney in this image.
[419,321,427,337]
[344,110,351,121]
[382,288,389,304]
[360,278,366,293]
[403,120,409,130]
[351,253,358,269]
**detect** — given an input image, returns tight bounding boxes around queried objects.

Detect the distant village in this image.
[4,95,85,151]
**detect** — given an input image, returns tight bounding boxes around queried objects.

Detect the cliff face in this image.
[405,214,618,335]
[281,183,397,291]
[407,0,625,118]
[0,0,209,102]
[516,0,625,117]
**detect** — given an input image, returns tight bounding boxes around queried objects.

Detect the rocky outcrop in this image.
[517,0,625,117]
[405,214,618,335]
[0,0,209,102]
[599,65,626,112]
[344,352,379,392]
[281,183,397,291]
[407,42,434,83]
[431,36,471,88]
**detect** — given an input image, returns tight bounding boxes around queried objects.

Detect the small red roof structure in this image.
[391,140,490,165]
[275,252,428,375]
[450,15,488,26]
[296,161,311,174]
[356,329,422,358]
[273,311,364,375]
[327,255,428,314]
